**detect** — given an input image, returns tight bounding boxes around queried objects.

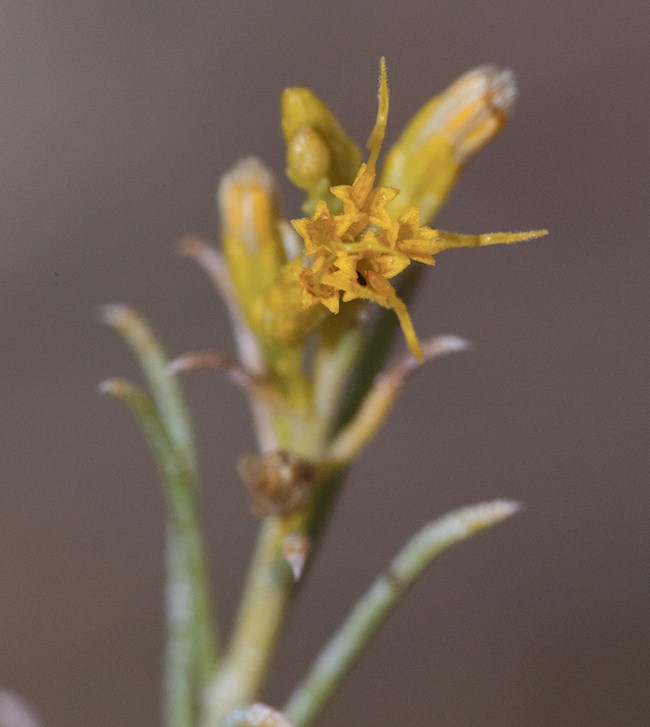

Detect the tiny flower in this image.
[219,60,545,360]
[292,60,545,360]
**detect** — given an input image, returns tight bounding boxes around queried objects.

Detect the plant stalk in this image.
[201,519,294,726]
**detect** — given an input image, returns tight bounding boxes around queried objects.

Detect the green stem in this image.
[200,271,423,725]
[201,519,294,726]
[284,500,521,727]
[311,306,365,450]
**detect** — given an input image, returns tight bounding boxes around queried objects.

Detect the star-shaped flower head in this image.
[292,59,546,360]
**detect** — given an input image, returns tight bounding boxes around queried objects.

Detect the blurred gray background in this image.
[1,1,648,725]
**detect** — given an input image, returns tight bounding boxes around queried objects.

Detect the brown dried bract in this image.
[238,450,314,518]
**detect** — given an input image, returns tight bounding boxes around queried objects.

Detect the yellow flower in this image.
[292,59,546,360]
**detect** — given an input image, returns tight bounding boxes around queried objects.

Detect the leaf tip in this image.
[422,335,472,357]
[489,498,524,520]
[98,303,132,329]
[97,377,130,398]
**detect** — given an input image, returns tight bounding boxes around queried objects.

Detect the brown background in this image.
[1,1,648,725]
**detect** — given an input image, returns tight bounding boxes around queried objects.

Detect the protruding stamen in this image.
[366,57,389,172]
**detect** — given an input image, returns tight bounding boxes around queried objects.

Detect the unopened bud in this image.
[381,66,517,222]
[218,157,287,330]
[281,87,361,205]
[218,156,281,254]
[433,66,516,162]
[286,125,331,191]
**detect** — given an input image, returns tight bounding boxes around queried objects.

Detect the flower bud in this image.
[435,66,516,162]
[285,125,331,191]
[218,157,287,330]
[281,87,361,208]
[380,66,517,222]
[219,156,282,255]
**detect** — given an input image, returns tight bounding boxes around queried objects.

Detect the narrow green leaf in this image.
[284,500,521,727]
[100,304,197,474]
[100,305,219,727]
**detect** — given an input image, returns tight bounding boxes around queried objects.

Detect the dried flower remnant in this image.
[238,450,315,518]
